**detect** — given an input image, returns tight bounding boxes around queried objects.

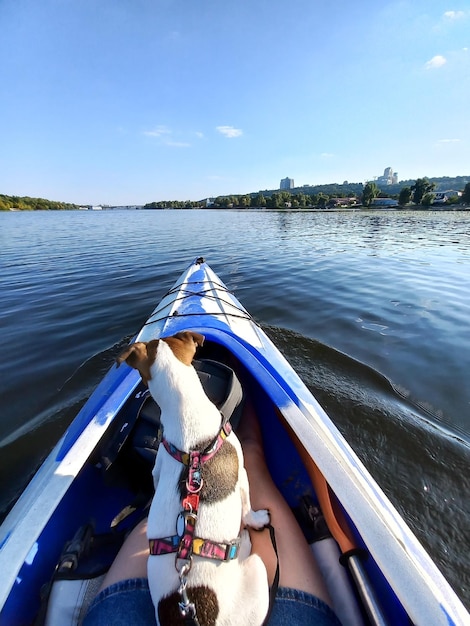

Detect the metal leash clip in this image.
[177,560,199,623]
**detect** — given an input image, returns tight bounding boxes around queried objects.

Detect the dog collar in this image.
[161,421,232,467]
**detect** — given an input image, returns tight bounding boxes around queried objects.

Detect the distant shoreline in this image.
[4,205,469,213]
[2,175,469,212]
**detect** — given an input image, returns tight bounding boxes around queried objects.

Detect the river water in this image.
[1,208,469,608]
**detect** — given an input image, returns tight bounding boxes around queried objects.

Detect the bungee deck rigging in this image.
[143,282,254,329]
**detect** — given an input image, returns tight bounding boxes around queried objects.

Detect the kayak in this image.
[0,257,468,626]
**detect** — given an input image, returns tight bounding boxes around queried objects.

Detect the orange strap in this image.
[277,410,357,554]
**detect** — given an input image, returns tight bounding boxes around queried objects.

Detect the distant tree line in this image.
[362,179,470,207]
[209,192,334,208]
[3,175,469,211]
[202,180,469,209]
[0,194,78,211]
[144,176,470,210]
[144,200,206,209]
[362,177,470,207]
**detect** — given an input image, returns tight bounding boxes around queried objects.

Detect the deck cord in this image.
[143,282,254,328]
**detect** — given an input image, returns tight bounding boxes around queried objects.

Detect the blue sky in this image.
[1,0,469,205]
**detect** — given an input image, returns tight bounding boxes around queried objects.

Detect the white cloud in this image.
[437,138,460,144]
[424,55,447,69]
[143,125,172,137]
[142,126,193,147]
[443,10,465,20]
[320,152,335,158]
[165,141,191,148]
[216,125,243,138]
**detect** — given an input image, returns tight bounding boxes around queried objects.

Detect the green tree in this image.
[411,178,436,205]
[215,196,232,208]
[421,192,435,207]
[279,192,292,206]
[398,187,412,206]
[268,193,282,207]
[461,182,470,204]
[251,193,266,208]
[362,182,380,207]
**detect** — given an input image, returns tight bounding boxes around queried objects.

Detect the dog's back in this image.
[118,334,269,625]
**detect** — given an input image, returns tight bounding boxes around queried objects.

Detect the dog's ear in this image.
[116,340,159,384]
[163,331,204,365]
[180,331,205,347]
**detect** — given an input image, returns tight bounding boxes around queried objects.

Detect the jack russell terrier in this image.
[117,331,270,626]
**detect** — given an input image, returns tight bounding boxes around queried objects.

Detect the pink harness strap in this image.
[149,421,240,564]
[149,532,240,561]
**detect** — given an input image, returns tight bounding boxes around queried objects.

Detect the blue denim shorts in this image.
[82,578,342,625]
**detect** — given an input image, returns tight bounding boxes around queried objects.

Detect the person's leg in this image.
[94,402,332,607]
[239,402,333,608]
[98,518,149,592]
[83,520,153,625]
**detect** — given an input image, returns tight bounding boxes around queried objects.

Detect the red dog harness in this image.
[148,419,279,626]
[148,421,241,562]
[148,421,240,622]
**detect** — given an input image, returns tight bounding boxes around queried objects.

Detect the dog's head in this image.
[116,331,204,384]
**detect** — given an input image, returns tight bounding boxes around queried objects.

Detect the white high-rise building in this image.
[280,177,294,190]
[377,167,398,185]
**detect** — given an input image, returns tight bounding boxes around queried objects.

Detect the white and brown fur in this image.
[117,331,270,626]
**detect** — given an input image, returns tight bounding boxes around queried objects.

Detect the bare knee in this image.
[99,519,149,592]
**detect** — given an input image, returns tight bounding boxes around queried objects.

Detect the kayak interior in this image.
[1,337,406,625]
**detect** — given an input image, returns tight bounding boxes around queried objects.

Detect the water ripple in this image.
[1,208,469,608]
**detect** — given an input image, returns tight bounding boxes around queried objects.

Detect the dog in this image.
[117,331,270,626]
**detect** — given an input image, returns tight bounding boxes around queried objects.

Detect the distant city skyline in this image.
[279,166,400,190]
[375,167,399,186]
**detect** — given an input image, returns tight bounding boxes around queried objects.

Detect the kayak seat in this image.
[132,358,244,465]
[98,358,243,476]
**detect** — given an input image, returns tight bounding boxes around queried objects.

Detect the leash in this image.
[260,522,280,626]
[176,561,200,626]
